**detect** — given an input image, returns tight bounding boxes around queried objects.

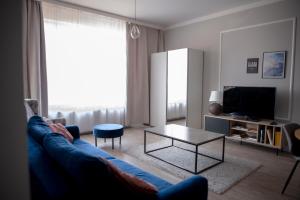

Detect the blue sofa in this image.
[27,116,208,200]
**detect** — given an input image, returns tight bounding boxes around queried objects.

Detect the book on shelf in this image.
[228,134,241,140]
[259,129,265,143]
[232,126,247,131]
[248,128,257,133]
[246,137,257,142]
[248,135,256,139]
[240,132,248,138]
[266,129,273,145]
[246,132,256,139]
[274,131,282,147]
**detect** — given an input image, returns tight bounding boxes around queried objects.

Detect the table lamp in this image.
[209,91,223,115]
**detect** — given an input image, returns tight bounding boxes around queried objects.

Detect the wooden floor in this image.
[81,123,300,200]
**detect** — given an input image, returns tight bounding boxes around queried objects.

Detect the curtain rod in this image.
[42,0,163,30]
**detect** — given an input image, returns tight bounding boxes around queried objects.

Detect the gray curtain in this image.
[126,23,164,127]
[23,0,48,117]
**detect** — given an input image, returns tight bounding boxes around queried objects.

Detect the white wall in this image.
[0,1,30,200]
[165,0,300,123]
[221,19,294,120]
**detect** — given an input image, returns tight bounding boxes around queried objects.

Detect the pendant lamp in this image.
[130,0,141,39]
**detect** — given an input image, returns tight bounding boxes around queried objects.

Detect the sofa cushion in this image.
[42,133,116,199]
[28,135,75,200]
[28,116,52,143]
[72,138,115,159]
[157,176,208,200]
[65,125,80,139]
[109,159,172,191]
[105,159,158,199]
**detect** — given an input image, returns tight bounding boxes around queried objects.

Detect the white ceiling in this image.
[58,0,282,28]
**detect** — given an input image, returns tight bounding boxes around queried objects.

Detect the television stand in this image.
[245,116,259,122]
[229,113,259,122]
[229,112,245,117]
[231,115,247,120]
[204,114,283,155]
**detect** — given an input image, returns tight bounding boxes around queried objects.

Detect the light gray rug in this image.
[125,139,261,194]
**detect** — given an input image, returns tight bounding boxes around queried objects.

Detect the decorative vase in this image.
[209,103,223,115]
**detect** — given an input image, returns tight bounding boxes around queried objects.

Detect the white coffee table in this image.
[144,124,225,174]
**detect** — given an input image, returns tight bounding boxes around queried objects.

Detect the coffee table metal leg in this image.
[195,145,198,173]
[112,138,114,149]
[144,131,147,153]
[222,136,225,162]
[104,138,106,143]
[95,137,97,147]
[171,138,174,146]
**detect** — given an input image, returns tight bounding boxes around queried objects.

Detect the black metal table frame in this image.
[94,136,122,149]
[144,130,225,174]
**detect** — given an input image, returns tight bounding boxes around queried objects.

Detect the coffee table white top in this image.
[144,124,224,145]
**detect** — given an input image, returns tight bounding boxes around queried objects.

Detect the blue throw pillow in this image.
[42,133,115,199]
[28,116,52,144]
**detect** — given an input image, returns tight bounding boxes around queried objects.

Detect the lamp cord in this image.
[134,0,136,21]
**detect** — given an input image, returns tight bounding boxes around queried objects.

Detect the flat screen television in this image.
[223,86,276,120]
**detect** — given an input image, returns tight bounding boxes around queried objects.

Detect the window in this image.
[43,2,126,131]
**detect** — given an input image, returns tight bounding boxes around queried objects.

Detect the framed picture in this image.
[262,51,286,79]
[247,58,259,73]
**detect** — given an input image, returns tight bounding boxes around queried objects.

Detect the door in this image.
[150,52,167,127]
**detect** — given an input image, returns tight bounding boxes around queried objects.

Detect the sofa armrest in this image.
[157,176,208,200]
[25,99,39,115]
[65,125,80,139]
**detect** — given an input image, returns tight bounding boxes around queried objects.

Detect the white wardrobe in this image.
[150,48,204,129]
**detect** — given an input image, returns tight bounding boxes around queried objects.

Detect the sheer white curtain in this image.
[43,2,126,132]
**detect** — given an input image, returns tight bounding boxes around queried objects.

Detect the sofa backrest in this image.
[28,135,76,200]
[43,133,117,198]
[27,116,77,199]
[28,116,52,143]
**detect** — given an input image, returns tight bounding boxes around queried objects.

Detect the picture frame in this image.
[247,58,259,73]
[262,51,286,79]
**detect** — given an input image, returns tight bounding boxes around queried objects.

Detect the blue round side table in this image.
[93,124,124,149]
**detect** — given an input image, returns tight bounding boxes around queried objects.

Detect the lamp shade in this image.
[209,91,222,103]
[130,24,141,39]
